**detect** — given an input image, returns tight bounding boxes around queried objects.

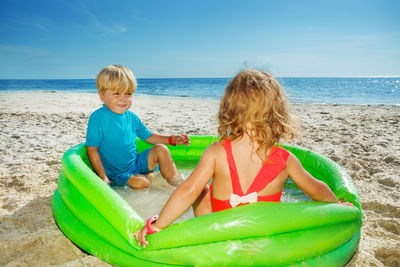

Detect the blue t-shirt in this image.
[86,105,152,179]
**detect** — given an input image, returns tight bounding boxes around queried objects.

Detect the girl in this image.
[134,69,346,247]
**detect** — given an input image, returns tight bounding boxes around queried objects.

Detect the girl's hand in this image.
[339,198,355,207]
[175,134,190,147]
[133,219,162,248]
[133,226,149,248]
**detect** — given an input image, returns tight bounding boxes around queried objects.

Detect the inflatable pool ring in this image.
[51,136,362,266]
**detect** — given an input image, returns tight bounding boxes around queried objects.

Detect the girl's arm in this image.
[145,133,190,147]
[134,143,217,247]
[86,146,110,185]
[287,153,338,203]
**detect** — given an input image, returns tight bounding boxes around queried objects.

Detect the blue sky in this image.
[0,0,399,78]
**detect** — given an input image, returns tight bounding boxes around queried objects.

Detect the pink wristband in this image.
[146,215,159,234]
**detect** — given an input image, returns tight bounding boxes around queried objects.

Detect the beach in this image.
[0,91,399,266]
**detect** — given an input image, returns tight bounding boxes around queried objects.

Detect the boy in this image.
[86,65,189,189]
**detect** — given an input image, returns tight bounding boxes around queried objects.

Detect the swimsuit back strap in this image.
[246,147,290,194]
[223,139,244,195]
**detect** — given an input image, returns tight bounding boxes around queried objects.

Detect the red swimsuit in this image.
[210,139,290,212]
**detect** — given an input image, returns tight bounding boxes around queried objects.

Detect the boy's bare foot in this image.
[127,174,151,189]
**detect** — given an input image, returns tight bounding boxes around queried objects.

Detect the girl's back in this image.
[210,136,289,207]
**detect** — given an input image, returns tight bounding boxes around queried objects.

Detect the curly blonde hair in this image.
[218,69,299,158]
[96,65,137,94]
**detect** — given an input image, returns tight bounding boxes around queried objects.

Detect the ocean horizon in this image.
[0,77,399,105]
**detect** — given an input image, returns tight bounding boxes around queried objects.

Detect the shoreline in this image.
[0,90,399,106]
[0,91,399,266]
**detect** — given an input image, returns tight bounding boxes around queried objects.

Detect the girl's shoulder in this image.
[206,141,224,153]
[267,146,292,165]
[200,141,224,160]
[274,146,290,156]
[283,150,302,170]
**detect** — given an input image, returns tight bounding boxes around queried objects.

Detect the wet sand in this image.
[0,91,399,266]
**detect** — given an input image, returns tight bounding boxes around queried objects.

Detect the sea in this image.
[0,77,399,105]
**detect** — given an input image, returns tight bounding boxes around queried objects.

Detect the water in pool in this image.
[112,170,311,223]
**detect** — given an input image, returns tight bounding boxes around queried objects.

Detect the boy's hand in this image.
[175,134,190,147]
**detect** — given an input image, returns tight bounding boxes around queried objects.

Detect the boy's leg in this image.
[193,186,212,216]
[127,174,151,189]
[148,144,182,186]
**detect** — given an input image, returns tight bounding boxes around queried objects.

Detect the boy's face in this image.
[99,90,132,114]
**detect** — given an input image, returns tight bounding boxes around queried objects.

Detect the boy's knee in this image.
[153,144,170,155]
[148,144,172,169]
[150,144,172,163]
[127,175,151,189]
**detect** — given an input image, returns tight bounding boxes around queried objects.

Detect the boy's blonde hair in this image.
[96,65,137,94]
[218,69,299,158]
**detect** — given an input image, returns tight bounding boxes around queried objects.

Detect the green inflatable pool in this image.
[51,136,362,266]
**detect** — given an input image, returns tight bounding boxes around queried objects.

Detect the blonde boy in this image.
[86,65,189,188]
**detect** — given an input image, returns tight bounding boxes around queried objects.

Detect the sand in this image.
[0,91,399,266]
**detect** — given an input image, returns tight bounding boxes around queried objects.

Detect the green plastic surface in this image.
[51,136,362,266]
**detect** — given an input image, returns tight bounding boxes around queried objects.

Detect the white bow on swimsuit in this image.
[229,192,258,207]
